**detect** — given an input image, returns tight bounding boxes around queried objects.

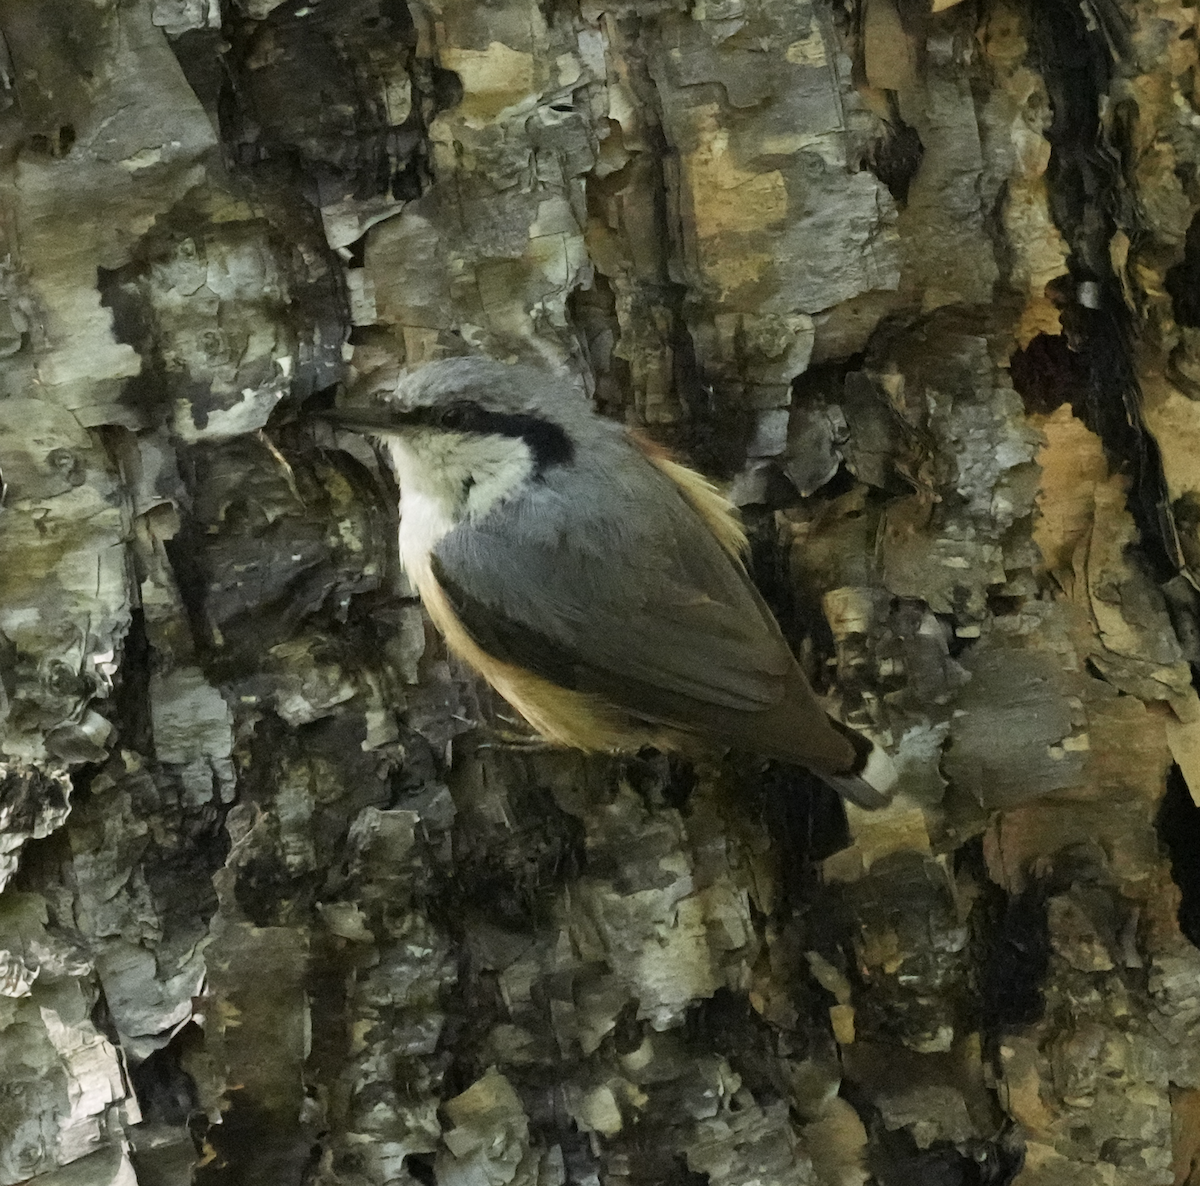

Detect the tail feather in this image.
[821,718,898,809]
[819,748,897,809]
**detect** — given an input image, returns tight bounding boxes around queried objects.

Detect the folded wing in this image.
[431,464,793,720]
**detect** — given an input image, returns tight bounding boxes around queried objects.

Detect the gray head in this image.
[318,357,596,476]
[317,357,620,529]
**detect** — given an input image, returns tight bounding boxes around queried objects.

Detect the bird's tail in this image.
[819,718,897,809]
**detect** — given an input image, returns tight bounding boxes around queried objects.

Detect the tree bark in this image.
[2,0,1200,1183]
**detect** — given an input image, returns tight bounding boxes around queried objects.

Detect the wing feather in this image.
[430,450,792,720]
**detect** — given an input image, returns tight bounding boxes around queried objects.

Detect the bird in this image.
[316,356,896,809]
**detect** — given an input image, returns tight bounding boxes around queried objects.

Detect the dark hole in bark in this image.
[343,231,368,269]
[441,776,587,931]
[821,463,861,500]
[345,325,377,347]
[403,1154,437,1185]
[669,315,752,481]
[378,0,417,35]
[940,612,974,659]
[865,1124,1026,1186]
[392,152,425,200]
[961,838,1049,1038]
[611,999,644,1055]
[1156,765,1200,947]
[745,508,838,692]
[430,65,464,113]
[757,762,849,911]
[27,125,75,157]
[987,592,1025,617]
[92,264,140,347]
[867,117,924,207]
[560,1133,603,1183]
[1009,333,1088,416]
[110,607,154,756]
[980,884,1050,1032]
[622,749,677,809]
[1099,1135,1155,1168]
[192,1096,316,1184]
[234,850,313,927]
[685,988,792,1105]
[662,752,699,809]
[1166,213,1200,328]
[762,763,850,864]
[130,1025,204,1126]
[89,986,121,1050]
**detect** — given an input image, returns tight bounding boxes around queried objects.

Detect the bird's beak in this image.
[310,405,415,433]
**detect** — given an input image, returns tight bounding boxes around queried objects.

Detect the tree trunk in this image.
[2,0,1200,1183]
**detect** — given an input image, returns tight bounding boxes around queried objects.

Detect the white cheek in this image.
[464,445,535,519]
[384,431,534,574]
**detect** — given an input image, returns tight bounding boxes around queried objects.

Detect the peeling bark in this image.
[2,0,1200,1183]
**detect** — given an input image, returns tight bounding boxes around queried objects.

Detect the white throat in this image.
[383,430,534,575]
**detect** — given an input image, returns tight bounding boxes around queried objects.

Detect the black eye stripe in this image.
[416,399,573,474]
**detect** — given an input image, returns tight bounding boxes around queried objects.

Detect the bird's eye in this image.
[438,406,467,430]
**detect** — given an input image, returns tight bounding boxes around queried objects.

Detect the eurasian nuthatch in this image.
[318,357,895,808]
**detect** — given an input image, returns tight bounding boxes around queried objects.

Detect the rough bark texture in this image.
[3,0,1200,1183]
